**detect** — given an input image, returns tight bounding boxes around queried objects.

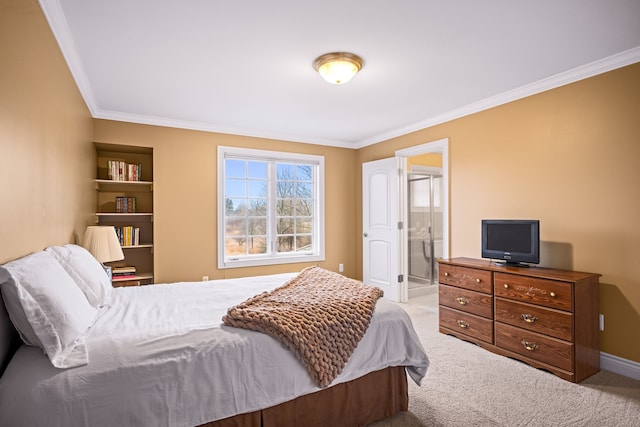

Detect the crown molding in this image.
[354,46,640,149]
[39,0,98,116]
[40,0,639,151]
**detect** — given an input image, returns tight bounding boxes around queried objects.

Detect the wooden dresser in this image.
[438,257,600,383]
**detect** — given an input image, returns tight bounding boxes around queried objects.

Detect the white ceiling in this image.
[41,0,640,149]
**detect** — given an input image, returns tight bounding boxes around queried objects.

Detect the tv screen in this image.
[481,220,540,266]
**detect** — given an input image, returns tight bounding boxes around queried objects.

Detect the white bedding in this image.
[0,272,429,427]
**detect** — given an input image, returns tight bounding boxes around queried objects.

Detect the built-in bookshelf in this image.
[94,143,154,286]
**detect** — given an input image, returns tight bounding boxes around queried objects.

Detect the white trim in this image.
[600,352,640,381]
[40,0,640,149]
[408,166,442,176]
[353,47,640,149]
[396,139,450,260]
[38,0,98,116]
[217,146,325,269]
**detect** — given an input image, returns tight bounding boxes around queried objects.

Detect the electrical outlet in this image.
[202,275,209,281]
[599,314,604,331]
[339,263,344,273]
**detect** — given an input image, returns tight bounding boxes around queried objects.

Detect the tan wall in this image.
[93,120,358,283]
[407,153,442,169]
[0,0,94,264]
[356,63,640,362]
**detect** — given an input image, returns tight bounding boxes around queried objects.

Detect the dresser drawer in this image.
[495,323,574,372]
[494,272,572,310]
[439,284,493,318]
[495,298,573,341]
[439,264,492,293]
[440,306,493,343]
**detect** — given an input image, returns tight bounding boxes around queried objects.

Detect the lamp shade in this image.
[82,226,124,263]
[313,52,363,85]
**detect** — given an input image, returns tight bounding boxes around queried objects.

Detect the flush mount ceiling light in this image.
[313,52,364,85]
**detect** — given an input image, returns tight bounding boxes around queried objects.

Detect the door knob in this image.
[363,232,368,237]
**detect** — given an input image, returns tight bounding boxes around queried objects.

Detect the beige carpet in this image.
[371,292,640,427]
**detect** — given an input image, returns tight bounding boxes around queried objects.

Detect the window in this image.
[218,146,325,268]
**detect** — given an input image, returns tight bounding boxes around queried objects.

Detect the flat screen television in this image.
[481,219,540,267]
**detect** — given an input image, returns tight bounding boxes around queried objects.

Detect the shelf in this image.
[95,142,154,288]
[96,212,153,217]
[95,179,153,191]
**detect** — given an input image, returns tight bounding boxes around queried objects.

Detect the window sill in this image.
[218,254,325,269]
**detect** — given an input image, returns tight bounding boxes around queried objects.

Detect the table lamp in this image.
[82,226,125,280]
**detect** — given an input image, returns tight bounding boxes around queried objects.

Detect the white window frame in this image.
[217,146,325,269]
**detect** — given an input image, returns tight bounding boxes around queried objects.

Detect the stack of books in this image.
[112,266,137,280]
[115,196,136,213]
[107,160,142,181]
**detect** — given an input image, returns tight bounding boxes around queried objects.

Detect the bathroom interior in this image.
[407,157,443,299]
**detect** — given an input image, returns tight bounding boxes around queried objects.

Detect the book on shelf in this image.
[114,226,140,246]
[112,264,137,281]
[113,280,141,287]
[107,160,142,181]
[112,274,138,280]
[115,196,137,213]
[112,266,136,274]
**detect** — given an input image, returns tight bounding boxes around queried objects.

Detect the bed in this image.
[0,245,429,427]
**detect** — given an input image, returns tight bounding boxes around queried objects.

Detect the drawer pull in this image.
[456,297,469,305]
[444,272,449,277]
[550,292,557,297]
[457,320,469,328]
[521,340,538,351]
[521,314,538,323]
[476,278,481,283]
[503,283,509,289]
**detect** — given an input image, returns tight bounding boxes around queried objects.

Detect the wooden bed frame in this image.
[0,291,408,426]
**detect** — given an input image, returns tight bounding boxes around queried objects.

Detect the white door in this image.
[362,157,403,302]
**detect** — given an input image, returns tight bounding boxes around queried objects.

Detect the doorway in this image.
[396,138,449,302]
[361,139,449,303]
[407,169,443,296]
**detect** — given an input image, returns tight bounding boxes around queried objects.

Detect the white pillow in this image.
[0,266,39,346]
[0,251,97,368]
[45,244,113,308]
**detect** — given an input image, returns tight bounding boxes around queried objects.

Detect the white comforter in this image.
[0,273,429,427]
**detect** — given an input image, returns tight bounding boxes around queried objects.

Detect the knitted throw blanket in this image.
[222,267,384,388]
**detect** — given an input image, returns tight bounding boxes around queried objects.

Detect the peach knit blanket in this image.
[222,266,384,388]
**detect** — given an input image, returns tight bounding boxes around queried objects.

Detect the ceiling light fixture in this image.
[313,52,364,85]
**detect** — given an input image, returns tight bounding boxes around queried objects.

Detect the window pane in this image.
[277,217,294,234]
[226,198,247,216]
[248,218,267,235]
[296,236,312,251]
[225,237,246,256]
[225,159,245,178]
[296,217,312,234]
[225,218,246,236]
[295,182,312,198]
[277,199,294,216]
[225,179,245,197]
[277,236,294,253]
[247,198,267,216]
[247,180,267,197]
[276,180,294,198]
[247,237,267,255]
[295,199,313,216]
[247,161,267,179]
[296,164,313,181]
[277,163,294,179]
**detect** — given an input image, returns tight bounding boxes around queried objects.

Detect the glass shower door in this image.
[408,174,443,285]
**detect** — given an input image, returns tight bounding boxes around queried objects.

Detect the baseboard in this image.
[600,352,640,381]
